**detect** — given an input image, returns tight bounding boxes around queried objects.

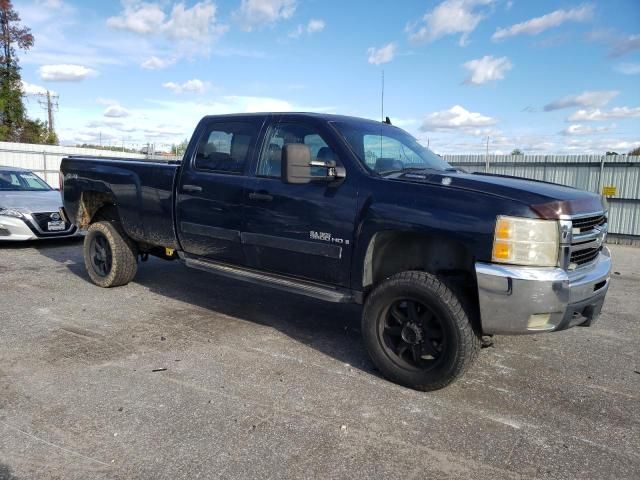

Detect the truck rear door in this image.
[175,117,264,264]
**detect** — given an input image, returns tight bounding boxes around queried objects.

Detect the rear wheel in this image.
[362,271,480,391]
[84,221,137,287]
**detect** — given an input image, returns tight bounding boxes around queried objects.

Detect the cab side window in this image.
[257,123,337,178]
[194,122,257,174]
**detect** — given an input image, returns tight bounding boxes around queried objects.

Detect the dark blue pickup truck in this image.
[60,113,611,390]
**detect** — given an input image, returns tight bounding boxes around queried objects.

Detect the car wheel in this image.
[84,221,137,288]
[362,271,480,391]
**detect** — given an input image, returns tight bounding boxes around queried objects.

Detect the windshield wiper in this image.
[379,167,441,176]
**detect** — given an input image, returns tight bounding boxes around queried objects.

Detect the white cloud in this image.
[492,4,594,41]
[234,0,297,31]
[614,62,640,75]
[107,1,227,52]
[162,79,211,94]
[562,138,640,154]
[36,0,63,8]
[420,105,497,132]
[406,0,494,46]
[38,64,96,81]
[164,1,226,42]
[568,106,640,121]
[609,34,640,57]
[61,94,335,147]
[21,80,53,96]
[544,90,619,111]
[107,2,166,34]
[560,124,615,136]
[367,43,397,65]
[307,19,325,34]
[141,56,176,70]
[289,18,325,38]
[463,55,512,84]
[104,104,131,118]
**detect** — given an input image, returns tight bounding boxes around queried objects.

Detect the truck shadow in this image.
[0,463,19,480]
[33,242,376,378]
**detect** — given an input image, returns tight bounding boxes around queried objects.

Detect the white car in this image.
[0,166,80,241]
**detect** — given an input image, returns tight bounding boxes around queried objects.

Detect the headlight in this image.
[492,216,559,267]
[0,208,25,218]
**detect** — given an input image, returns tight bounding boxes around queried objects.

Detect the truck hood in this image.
[0,190,63,213]
[392,170,605,218]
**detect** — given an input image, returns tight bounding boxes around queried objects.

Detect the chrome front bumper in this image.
[0,214,80,241]
[475,247,611,335]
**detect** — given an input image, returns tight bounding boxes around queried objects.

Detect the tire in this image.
[83,221,138,288]
[362,271,480,391]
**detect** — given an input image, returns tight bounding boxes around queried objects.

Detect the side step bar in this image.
[183,255,361,304]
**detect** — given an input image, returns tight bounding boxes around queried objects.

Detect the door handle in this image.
[248,191,273,202]
[182,184,203,193]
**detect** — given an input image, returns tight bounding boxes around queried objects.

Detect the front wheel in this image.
[83,221,138,288]
[362,271,480,391]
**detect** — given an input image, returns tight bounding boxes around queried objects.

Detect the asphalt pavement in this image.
[1,239,638,479]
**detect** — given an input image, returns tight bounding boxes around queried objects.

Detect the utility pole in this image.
[36,90,59,135]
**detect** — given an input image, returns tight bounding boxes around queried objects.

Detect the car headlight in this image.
[492,216,559,267]
[0,208,25,218]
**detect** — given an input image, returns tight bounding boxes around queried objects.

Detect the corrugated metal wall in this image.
[443,154,640,238]
[0,141,179,186]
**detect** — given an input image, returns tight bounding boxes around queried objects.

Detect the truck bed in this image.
[61,156,180,249]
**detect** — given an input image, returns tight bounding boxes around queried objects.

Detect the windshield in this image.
[0,170,52,191]
[331,120,453,174]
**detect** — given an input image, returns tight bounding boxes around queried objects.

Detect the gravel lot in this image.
[0,240,638,480]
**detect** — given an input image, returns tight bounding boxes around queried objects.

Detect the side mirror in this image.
[282,143,312,184]
[282,144,345,184]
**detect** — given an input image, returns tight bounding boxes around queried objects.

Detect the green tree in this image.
[629,146,640,156]
[171,137,189,156]
[511,149,523,156]
[19,118,46,143]
[0,0,34,142]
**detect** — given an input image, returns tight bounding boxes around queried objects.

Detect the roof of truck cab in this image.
[200,112,389,126]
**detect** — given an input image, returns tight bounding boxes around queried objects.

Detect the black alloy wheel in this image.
[379,298,445,371]
[90,232,113,277]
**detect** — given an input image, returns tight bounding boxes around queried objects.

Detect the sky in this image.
[12,0,640,154]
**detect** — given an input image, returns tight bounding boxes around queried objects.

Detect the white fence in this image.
[0,141,179,186]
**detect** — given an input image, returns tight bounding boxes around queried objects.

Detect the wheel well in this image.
[363,232,475,288]
[76,191,117,228]
[362,231,481,332]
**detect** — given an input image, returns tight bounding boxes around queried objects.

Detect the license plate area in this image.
[48,221,66,231]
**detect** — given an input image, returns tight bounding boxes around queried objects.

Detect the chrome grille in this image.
[570,247,600,266]
[567,212,607,269]
[572,214,606,233]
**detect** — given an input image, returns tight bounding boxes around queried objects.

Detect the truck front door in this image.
[242,119,359,287]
